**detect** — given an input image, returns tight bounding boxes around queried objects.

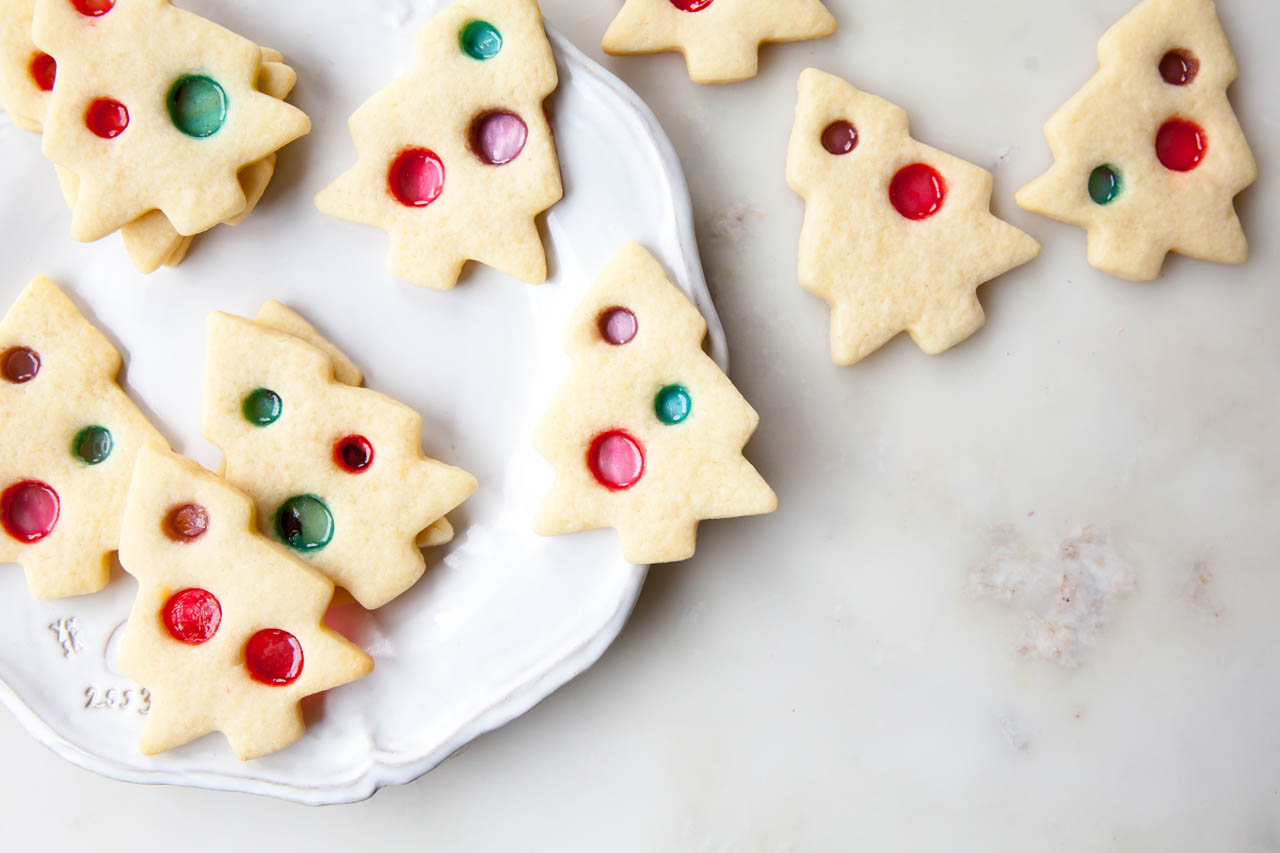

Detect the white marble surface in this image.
[3,0,1278,848]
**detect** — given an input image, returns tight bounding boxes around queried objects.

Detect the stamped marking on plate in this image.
[49,617,84,658]
[83,685,149,715]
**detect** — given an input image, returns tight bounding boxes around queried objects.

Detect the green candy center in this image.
[1088,165,1122,205]
[72,425,112,465]
[275,495,334,553]
[168,75,227,138]
[460,21,503,60]
[655,385,692,425]
[242,388,282,427]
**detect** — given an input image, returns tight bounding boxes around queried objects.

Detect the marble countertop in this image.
[2,0,1276,848]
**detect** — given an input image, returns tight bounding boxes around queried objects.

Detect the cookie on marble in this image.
[1015,0,1256,281]
[202,306,477,609]
[117,443,373,760]
[602,0,836,85]
[786,69,1041,365]
[532,242,776,564]
[0,276,167,598]
[31,0,310,242]
[316,0,562,290]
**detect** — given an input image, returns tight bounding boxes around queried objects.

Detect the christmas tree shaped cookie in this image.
[603,0,836,85]
[0,0,51,133]
[0,276,167,598]
[532,242,776,564]
[316,0,562,290]
[203,306,477,609]
[787,69,1041,365]
[117,444,372,760]
[31,0,310,242]
[1016,0,1256,281]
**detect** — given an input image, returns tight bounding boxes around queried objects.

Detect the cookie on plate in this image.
[202,305,477,610]
[118,443,373,760]
[787,69,1040,365]
[1016,0,1256,281]
[0,276,167,598]
[30,0,310,245]
[316,0,562,291]
[532,242,776,564]
[603,0,836,84]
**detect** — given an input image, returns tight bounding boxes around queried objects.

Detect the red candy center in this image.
[2,347,40,383]
[1,481,59,543]
[821,120,858,155]
[669,0,715,10]
[388,148,445,207]
[29,53,56,92]
[1156,119,1207,172]
[162,588,221,644]
[588,430,645,491]
[334,435,374,473]
[245,629,304,686]
[598,307,638,345]
[86,98,128,139]
[890,163,946,220]
[71,0,115,15]
[1159,50,1199,86]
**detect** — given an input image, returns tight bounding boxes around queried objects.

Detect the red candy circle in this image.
[669,0,714,10]
[1,480,59,543]
[889,163,946,220]
[2,347,40,383]
[86,98,128,139]
[388,148,445,207]
[1159,50,1199,86]
[245,629,304,686]
[821,120,858,155]
[1156,119,1207,172]
[598,307,638,345]
[334,435,374,473]
[71,0,114,15]
[162,588,221,645]
[588,430,645,491]
[29,52,56,92]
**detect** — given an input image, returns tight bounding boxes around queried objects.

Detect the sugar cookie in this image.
[787,69,1041,365]
[532,242,776,564]
[117,444,372,760]
[203,306,477,609]
[0,276,167,598]
[1016,0,1256,281]
[603,0,836,84]
[316,0,562,290]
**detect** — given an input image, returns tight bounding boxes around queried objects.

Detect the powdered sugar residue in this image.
[708,202,763,243]
[971,525,1135,668]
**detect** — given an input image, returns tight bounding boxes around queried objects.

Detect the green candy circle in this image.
[72,425,112,465]
[242,388,282,427]
[1088,164,1123,205]
[654,385,692,425]
[460,20,503,60]
[275,495,334,553]
[167,75,228,138]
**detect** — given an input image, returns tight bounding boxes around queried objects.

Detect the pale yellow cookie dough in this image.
[0,276,168,598]
[117,444,372,760]
[603,0,836,85]
[202,310,477,609]
[32,0,310,241]
[316,0,563,290]
[1016,0,1256,281]
[0,0,49,133]
[532,242,776,564]
[787,69,1041,366]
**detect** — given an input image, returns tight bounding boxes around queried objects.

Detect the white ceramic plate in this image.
[0,1,726,804]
